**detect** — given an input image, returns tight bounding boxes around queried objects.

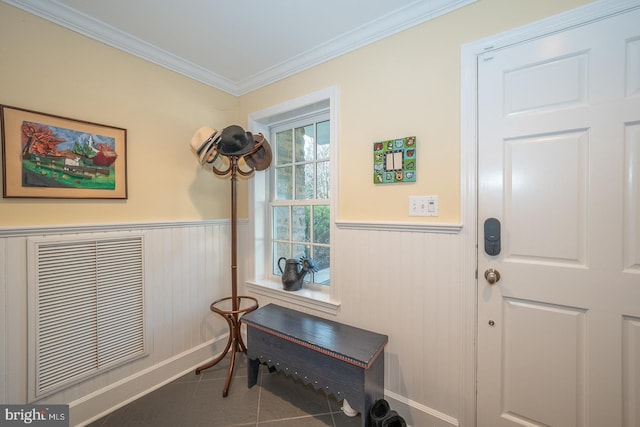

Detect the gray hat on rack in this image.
[218,125,256,156]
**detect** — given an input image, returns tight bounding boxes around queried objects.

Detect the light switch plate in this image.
[409,195,438,217]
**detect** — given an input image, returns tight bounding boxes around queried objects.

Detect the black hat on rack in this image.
[218,125,255,156]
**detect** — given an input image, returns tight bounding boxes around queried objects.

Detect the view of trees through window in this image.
[271,116,330,285]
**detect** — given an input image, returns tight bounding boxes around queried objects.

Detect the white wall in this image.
[245,223,468,427]
[0,221,236,426]
[0,221,469,427]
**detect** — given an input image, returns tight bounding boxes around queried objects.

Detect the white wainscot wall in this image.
[1,221,469,427]
[0,221,236,426]
[246,224,467,427]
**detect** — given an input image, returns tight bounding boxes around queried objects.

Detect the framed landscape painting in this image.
[1,105,127,199]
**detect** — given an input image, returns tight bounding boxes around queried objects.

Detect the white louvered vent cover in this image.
[28,234,145,400]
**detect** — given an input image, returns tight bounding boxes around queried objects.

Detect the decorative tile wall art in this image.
[373,136,416,184]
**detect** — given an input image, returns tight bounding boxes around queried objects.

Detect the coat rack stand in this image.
[194,154,259,397]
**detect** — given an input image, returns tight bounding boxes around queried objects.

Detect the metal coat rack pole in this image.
[195,153,259,397]
[231,156,238,310]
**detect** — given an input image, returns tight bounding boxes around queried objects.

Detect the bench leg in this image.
[247,357,260,388]
[363,353,385,427]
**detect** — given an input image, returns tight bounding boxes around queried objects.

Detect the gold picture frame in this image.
[1,105,127,199]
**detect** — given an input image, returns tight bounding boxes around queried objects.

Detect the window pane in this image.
[290,244,312,284]
[295,164,314,200]
[295,125,314,162]
[276,130,292,165]
[313,246,330,285]
[292,244,310,260]
[270,113,330,288]
[276,166,292,200]
[313,205,330,244]
[316,161,330,199]
[273,206,289,240]
[316,120,330,160]
[273,242,290,276]
[292,206,310,242]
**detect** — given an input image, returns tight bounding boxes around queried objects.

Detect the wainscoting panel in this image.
[0,237,7,405]
[247,224,465,427]
[335,227,464,424]
[1,221,467,426]
[0,221,234,425]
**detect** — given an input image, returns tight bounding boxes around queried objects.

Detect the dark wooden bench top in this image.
[242,304,388,368]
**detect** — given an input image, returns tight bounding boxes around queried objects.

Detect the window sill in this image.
[245,280,340,315]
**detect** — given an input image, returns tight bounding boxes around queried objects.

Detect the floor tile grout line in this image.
[257,412,338,424]
[87,354,364,426]
[327,395,337,427]
[255,362,262,427]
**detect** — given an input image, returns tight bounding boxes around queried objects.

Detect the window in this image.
[247,86,338,310]
[271,116,330,285]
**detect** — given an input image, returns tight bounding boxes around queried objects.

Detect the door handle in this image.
[484,268,501,284]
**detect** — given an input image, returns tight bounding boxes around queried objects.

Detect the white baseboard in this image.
[70,335,228,427]
[384,390,459,427]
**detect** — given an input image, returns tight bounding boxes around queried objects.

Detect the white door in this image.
[477,7,640,427]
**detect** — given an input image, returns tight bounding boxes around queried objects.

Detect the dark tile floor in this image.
[88,353,362,427]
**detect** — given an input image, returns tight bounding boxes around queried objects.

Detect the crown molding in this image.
[235,0,478,95]
[2,0,240,94]
[3,0,476,96]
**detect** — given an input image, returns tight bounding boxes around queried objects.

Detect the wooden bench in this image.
[242,303,388,427]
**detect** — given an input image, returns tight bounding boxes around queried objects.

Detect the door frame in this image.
[458,1,640,425]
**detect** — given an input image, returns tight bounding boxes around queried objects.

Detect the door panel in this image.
[478,7,640,427]
[501,298,586,427]
[625,123,640,273]
[623,316,640,426]
[503,52,589,115]
[626,38,640,97]
[505,130,587,264]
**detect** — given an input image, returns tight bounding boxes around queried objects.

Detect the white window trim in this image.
[247,86,340,313]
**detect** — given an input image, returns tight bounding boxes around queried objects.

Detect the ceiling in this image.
[4,0,475,95]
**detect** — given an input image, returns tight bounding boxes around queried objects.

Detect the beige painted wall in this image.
[0,0,594,227]
[0,3,240,226]
[239,0,594,224]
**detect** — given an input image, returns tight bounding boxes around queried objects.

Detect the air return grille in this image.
[28,234,145,399]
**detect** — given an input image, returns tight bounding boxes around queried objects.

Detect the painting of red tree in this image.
[22,122,66,156]
[1,104,127,198]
